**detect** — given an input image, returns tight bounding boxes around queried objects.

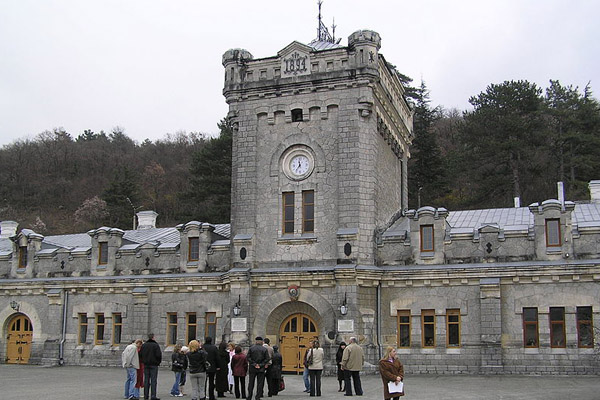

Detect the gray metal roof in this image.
[308,40,344,51]
[447,207,533,232]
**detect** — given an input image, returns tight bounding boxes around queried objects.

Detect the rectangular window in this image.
[167,313,177,346]
[446,309,461,348]
[550,307,566,348]
[422,309,435,348]
[205,312,217,340]
[78,313,88,344]
[420,225,434,252]
[302,190,314,233]
[577,306,594,348]
[99,242,108,265]
[18,246,27,268]
[523,307,539,348]
[283,192,295,234]
[189,237,199,261]
[545,219,561,247]
[112,313,122,345]
[397,310,411,348]
[95,313,105,345]
[186,312,197,343]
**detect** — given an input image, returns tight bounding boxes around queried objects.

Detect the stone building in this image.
[1,24,600,375]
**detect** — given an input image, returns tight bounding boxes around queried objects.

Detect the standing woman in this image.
[216,341,230,397]
[307,340,324,397]
[171,343,187,397]
[230,345,248,399]
[335,342,346,392]
[187,340,208,400]
[227,342,235,394]
[378,347,404,399]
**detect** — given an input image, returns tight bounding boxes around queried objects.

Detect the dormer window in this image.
[188,237,199,261]
[98,242,108,265]
[420,225,434,252]
[291,109,303,122]
[545,219,561,247]
[18,245,27,268]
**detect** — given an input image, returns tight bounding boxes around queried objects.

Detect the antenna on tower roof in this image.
[315,0,337,44]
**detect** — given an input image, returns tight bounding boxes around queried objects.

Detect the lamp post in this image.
[233,295,241,317]
[340,292,348,316]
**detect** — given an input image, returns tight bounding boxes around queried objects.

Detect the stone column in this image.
[479,278,503,373]
[132,287,150,337]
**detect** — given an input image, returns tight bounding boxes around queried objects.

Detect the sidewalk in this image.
[1,364,599,400]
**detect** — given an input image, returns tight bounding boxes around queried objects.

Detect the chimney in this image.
[557,181,565,206]
[514,197,520,208]
[136,211,158,230]
[589,180,600,203]
[0,221,19,238]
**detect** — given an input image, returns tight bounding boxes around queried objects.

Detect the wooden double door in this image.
[6,314,33,364]
[279,313,318,373]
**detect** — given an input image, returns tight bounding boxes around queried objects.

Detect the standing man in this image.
[203,336,220,400]
[246,336,270,400]
[341,337,364,396]
[140,333,162,400]
[122,339,141,400]
[262,337,274,398]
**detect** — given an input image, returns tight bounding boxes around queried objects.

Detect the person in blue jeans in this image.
[302,341,313,393]
[122,339,142,400]
[170,344,187,397]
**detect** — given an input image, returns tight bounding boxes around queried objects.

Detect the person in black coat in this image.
[140,333,162,400]
[246,336,270,400]
[204,336,221,400]
[335,342,347,392]
[216,341,231,397]
[268,346,282,397]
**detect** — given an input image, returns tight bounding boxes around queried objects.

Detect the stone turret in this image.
[348,30,381,72]
[222,48,254,89]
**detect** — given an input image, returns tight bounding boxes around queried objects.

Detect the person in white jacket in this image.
[122,340,141,400]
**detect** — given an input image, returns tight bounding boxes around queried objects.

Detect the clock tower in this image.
[223,29,413,269]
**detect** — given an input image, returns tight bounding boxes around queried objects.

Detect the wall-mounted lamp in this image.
[10,300,20,312]
[340,292,348,316]
[233,294,241,317]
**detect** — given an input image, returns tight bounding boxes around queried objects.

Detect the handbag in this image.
[279,376,285,391]
[307,349,314,366]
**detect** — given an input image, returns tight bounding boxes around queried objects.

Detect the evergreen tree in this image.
[408,80,447,208]
[460,80,550,207]
[183,118,233,223]
[545,80,600,199]
[102,167,141,229]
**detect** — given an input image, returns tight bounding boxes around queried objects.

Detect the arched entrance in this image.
[279,313,318,373]
[6,314,33,364]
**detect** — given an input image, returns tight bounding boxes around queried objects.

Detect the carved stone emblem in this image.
[288,284,299,300]
[282,52,309,76]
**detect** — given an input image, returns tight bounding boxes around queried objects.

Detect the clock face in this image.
[290,155,310,176]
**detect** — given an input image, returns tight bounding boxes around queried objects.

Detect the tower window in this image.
[302,190,314,233]
[291,109,303,122]
[283,192,295,234]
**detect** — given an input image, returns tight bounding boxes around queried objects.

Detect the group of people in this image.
[123,334,405,400]
[122,334,283,400]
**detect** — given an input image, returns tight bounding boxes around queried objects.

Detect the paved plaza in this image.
[2,364,600,400]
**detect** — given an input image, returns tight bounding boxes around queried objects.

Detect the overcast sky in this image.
[1,0,598,146]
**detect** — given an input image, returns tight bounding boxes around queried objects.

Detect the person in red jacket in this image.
[230,345,248,399]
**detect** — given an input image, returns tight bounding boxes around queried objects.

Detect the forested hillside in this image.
[1,79,598,235]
